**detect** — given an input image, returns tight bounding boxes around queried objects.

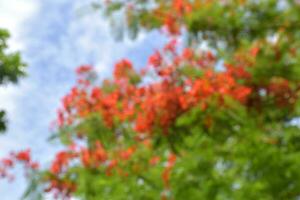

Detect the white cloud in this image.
[0,0,39,51]
[0,85,19,118]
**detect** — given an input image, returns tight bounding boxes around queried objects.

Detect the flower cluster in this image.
[0,149,38,181]
[2,1,300,199]
[44,39,258,198]
[57,40,252,137]
[4,36,299,199]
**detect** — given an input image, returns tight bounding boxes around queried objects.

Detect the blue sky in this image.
[0,0,166,199]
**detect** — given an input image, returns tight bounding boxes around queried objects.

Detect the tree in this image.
[0,28,26,132]
[2,1,300,199]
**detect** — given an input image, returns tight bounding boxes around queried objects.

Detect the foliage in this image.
[0,28,26,132]
[2,0,300,199]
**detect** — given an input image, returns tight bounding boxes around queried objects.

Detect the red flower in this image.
[30,162,39,170]
[250,46,260,57]
[182,48,193,60]
[94,141,107,162]
[164,39,177,53]
[114,59,133,80]
[164,15,180,35]
[76,65,92,75]
[2,159,14,167]
[148,51,162,67]
[81,148,92,167]
[120,146,136,160]
[15,150,31,163]
[149,156,160,166]
[50,151,72,174]
[91,87,102,100]
[167,153,176,167]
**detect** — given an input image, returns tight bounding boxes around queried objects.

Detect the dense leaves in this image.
[2,0,300,199]
[100,0,300,49]
[0,28,26,132]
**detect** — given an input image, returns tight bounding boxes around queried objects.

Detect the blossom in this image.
[76,65,92,75]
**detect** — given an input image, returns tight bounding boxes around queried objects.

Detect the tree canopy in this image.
[0,28,26,132]
[1,1,300,199]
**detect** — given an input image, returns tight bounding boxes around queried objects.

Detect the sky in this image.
[0,0,166,199]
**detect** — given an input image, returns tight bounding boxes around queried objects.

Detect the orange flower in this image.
[120,146,136,160]
[81,148,92,167]
[76,65,92,75]
[149,51,162,67]
[149,156,160,166]
[114,59,133,80]
[15,149,31,162]
[250,46,260,57]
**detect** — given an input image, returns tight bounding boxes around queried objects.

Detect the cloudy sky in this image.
[0,0,166,199]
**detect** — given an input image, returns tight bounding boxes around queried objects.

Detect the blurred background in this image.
[0,0,166,199]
